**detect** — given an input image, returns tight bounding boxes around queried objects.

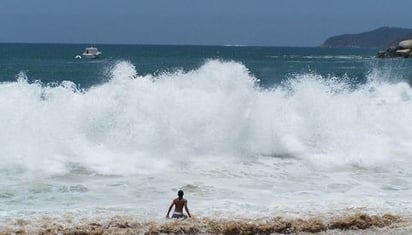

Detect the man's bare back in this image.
[172,198,187,213]
[166,190,191,219]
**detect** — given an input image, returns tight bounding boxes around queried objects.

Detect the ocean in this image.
[0,43,412,233]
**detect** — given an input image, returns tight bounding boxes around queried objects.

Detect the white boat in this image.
[82,47,102,59]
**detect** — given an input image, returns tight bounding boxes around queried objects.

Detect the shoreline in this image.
[0,213,409,234]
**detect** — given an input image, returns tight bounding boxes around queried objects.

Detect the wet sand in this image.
[0,213,409,234]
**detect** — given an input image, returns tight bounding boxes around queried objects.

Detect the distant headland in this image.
[321,27,412,49]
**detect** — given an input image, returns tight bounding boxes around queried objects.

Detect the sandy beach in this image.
[0,213,409,234]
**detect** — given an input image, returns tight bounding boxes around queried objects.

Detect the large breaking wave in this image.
[1,60,412,176]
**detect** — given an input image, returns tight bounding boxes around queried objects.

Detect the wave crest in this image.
[0,60,412,175]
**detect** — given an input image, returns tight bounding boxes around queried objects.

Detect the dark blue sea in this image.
[2,43,411,88]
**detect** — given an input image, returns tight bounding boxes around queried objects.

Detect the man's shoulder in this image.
[173,198,187,202]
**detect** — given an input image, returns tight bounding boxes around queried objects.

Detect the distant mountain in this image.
[321,27,412,49]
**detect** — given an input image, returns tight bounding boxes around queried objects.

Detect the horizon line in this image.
[0,41,322,48]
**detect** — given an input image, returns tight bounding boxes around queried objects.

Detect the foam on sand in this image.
[0,213,406,234]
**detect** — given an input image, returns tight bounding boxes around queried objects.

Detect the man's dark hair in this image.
[178,190,184,199]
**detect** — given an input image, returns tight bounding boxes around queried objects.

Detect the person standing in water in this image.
[166,190,191,219]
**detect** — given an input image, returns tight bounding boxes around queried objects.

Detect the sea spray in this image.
[0,59,411,229]
[1,45,412,233]
[0,60,412,176]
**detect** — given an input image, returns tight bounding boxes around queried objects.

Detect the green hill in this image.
[321,27,412,49]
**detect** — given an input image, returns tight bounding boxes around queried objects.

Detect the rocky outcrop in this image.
[377,39,412,58]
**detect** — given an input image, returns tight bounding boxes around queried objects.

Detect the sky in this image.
[1,0,411,46]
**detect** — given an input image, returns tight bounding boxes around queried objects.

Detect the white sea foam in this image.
[0,60,412,220]
[1,60,411,175]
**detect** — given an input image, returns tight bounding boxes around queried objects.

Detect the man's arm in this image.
[184,200,191,218]
[166,200,174,218]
